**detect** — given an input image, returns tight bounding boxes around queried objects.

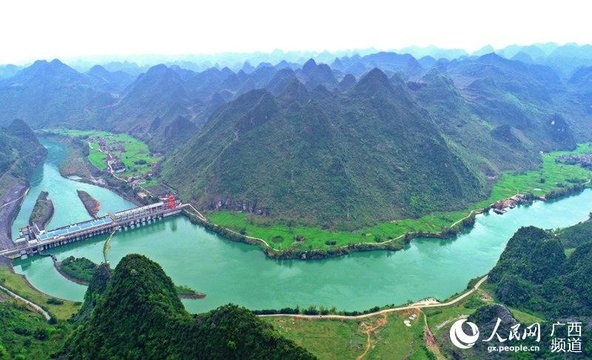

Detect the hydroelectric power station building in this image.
[3,196,185,259]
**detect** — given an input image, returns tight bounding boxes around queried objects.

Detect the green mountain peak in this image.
[59,254,313,359]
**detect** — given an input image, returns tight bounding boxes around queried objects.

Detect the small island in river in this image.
[175,285,207,299]
[58,256,206,299]
[59,256,98,284]
[28,191,54,230]
[77,189,101,218]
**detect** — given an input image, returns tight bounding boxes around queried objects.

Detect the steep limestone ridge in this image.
[162,69,484,228]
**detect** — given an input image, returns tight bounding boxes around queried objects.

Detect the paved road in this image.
[259,275,489,320]
[0,284,51,320]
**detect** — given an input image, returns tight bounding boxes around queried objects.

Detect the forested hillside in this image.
[489,222,592,318]
[161,69,485,227]
[0,119,47,179]
[439,220,592,359]
[58,254,314,359]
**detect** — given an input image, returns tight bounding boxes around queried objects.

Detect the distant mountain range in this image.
[0,45,591,227]
[3,42,592,75]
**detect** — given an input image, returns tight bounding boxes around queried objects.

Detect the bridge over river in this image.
[1,196,186,259]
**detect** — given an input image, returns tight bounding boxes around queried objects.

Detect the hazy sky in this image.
[1,0,589,64]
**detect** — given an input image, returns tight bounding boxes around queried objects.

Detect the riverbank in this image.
[184,198,493,261]
[0,180,28,251]
[256,276,488,319]
[52,256,97,285]
[188,208,408,260]
[49,134,95,179]
[199,142,592,258]
[260,276,494,359]
[181,184,591,261]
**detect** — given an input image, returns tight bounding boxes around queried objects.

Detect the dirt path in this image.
[357,314,388,360]
[450,209,478,228]
[0,284,51,320]
[0,187,27,209]
[422,310,446,359]
[183,204,207,222]
[260,275,489,321]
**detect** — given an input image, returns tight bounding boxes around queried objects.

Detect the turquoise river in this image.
[10,138,592,313]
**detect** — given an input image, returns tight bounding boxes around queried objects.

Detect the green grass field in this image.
[208,143,592,251]
[264,311,429,360]
[88,151,107,171]
[47,129,158,179]
[487,144,592,201]
[0,266,80,320]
